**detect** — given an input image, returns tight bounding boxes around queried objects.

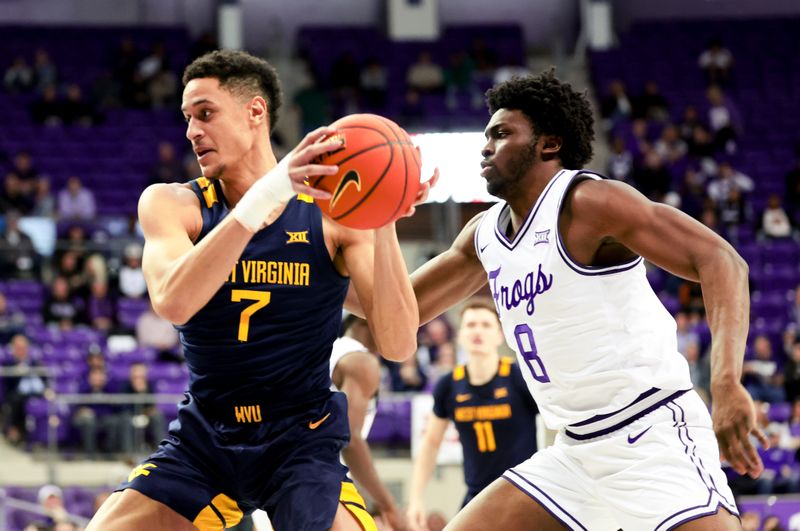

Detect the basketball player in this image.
[349,71,765,529]
[87,50,427,531]
[406,298,538,531]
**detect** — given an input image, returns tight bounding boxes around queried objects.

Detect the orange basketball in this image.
[311,113,421,229]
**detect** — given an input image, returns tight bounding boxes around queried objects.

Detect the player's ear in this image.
[541,135,562,155]
[248,96,268,126]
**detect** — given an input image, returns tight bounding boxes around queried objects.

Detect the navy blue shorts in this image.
[117,390,374,530]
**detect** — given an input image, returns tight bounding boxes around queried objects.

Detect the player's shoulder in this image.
[139,181,198,212]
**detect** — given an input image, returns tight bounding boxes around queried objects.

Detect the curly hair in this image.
[183,50,283,130]
[486,70,594,169]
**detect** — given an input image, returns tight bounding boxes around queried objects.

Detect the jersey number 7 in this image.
[231,289,271,342]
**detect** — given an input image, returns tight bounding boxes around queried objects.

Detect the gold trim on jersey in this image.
[499,357,512,377]
[453,365,466,381]
[192,493,243,530]
[196,177,219,208]
[340,482,377,531]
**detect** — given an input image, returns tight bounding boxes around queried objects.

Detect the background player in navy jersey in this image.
[87,49,427,531]
[406,298,537,530]
[348,70,765,530]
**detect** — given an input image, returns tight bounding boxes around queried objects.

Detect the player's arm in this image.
[564,178,767,478]
[340,223,418,361]
[335,352,405,531]
[407,414,449,531]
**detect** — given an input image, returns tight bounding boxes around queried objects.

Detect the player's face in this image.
[481,109,539,198]
[458,308,504,356]
[182,78,257,179]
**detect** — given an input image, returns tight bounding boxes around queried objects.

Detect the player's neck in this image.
[219,147,278,207]
[507,163,563,233]
[466,352,500,386]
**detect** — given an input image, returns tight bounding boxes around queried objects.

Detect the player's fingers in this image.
[295,138,345,164]
[719,433,747,475]
[427,167,441,189]
[290,164,339,179]
[291,183,331,200]
[296,126,338,150]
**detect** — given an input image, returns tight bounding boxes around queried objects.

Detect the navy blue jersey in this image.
[433,358,538,499]
[178,178,349,408]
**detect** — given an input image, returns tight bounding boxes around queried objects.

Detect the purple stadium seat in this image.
[768,402,792,423]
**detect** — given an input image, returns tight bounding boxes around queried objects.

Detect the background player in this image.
[406,298,538,531]
[87,49,425,531]
[349,70,766,529]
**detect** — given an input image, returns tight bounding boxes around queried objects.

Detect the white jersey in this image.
[330,336,377,439]
[474,169,692,435]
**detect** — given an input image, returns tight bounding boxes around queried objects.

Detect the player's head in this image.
[181,50,283,179]
[458,298,504,358]
[482,70,594,197]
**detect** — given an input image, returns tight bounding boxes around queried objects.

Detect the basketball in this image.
[311,113,421,229]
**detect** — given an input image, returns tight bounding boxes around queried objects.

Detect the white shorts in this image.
[503,391,737,530]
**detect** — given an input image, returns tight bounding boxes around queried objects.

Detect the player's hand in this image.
[399,167,440,219]
[711,380,768,478]
[284,126,343,200]
[380,504,407,531]
[406,501,428,531]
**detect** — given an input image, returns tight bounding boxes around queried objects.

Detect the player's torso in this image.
[448,360,537,494]
[474,170,692,430]
[179,179,349,405]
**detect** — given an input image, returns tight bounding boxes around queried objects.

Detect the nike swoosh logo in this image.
[455,393,472,402]
[627,426,652,444]
[479,243,489,253]
[309,412,331,430]
[330,170,361,211]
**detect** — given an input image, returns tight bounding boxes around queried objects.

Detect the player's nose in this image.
[185,119,204,142]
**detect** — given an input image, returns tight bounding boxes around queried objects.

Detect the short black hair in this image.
[486,70,594,169]
[183,50,283,130]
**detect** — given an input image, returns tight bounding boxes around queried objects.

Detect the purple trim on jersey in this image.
[672,400,726,497]
[502,471,588,531]
[570,387,660,427]
[493,170,565,250]
[656,499,735,531]
[564,389,689,440]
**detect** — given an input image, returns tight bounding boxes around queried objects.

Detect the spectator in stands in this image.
[406,51,444,94]
[4,56,34,93]
[119,362,166,454]
[675,311,700,356]
[57,176,96,220]
[653,124,688,165]
[607,136,634,184]
[0,293,25,344]
[740,511,761,531]
[147,65,178,109]
[149,142,184,186]
[633,80,669,121]
[416,316,455,370]
[600,79,633,132]
[32,49,57,93]
[12,151,41,189]
[632,150,672,202]
[684,340,711,404]
[135,300,180,359]
[718,187,751,232]
[56,250,88,298]
[783,342,800,403]
[119,243,147,298]
[678,106,702,144]
[61,84,97,126]
[759,193,794,240]
[744,334,786,404]
[30,84,63,126]
[677,167,709,220]
[706,85,742,154]
[390,354,427,392]
[293,74,331,135]
[444,51,478,110]
[36,484,69,527]
[72,366,121,456]
[0,211,40,279]
[1,334,47,445]
[687,124,716,161]
[112,37,140,89]
[0,173,34,214]
[44,276,83,330]
[31,176,55,217]
[698,38,734,86]
[137,42,169,83]
[399,89,424,130]
[762,515,786,531]
[707,161,754,205]
[90,69,122,111]
[360,58,388,109]
[87,280,114,332]
[469,38,498,82]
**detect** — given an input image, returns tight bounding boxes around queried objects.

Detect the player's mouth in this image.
[480,161,493,177]
[195,147,215,162]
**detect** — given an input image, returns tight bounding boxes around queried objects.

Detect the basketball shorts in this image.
[117,390,376,531]
[503,390,738,530]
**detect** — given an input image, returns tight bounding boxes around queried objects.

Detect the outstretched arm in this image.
[406,415,448,531]
[564,178,767,478]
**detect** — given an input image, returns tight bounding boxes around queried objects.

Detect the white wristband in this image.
[232,155,296,233]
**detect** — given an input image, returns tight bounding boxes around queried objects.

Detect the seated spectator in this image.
[61,84,96,126]
[57,176,96,220]
[707,161,754,205]
[697,38,733,86]
[653,124,688,165]
[31,176,55,217]
[678,105,702,144]
[33,49,58,92]
[416,316,455,369]
[607,136,634,184]
[705,85,742,154]
[135,300,180,359]
[0,293,25,343]
[1,335,47,445]
[389,355,427,392]
[56,250,88,298]
[71,366,122,456]
[44,276,84,330]
[30,84,63,126]
[0,211,40,279]
[717,187,751,231]
[147,66,178,109]
[632,150,672,202]
[399,89,424,130]
[684,341,710,403]
[137,42,169,82]
[600,79,633,131]
[119,362,166,453]
[119,243,147,298]
[675,311,700,356]
[759,193,794,240]
[12,150,41,190]
[744,335,785,404]
[4,56,34,93]
[360,58,388,109]
[149,141,184,186]
[36,484,69,527]
[633,80,669,121]
[784,342,800,403]
[87,280,115,332]
[687,124,716,160]
[406,51,444,94]
[0,173,34,214]
[444,51,478,110]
